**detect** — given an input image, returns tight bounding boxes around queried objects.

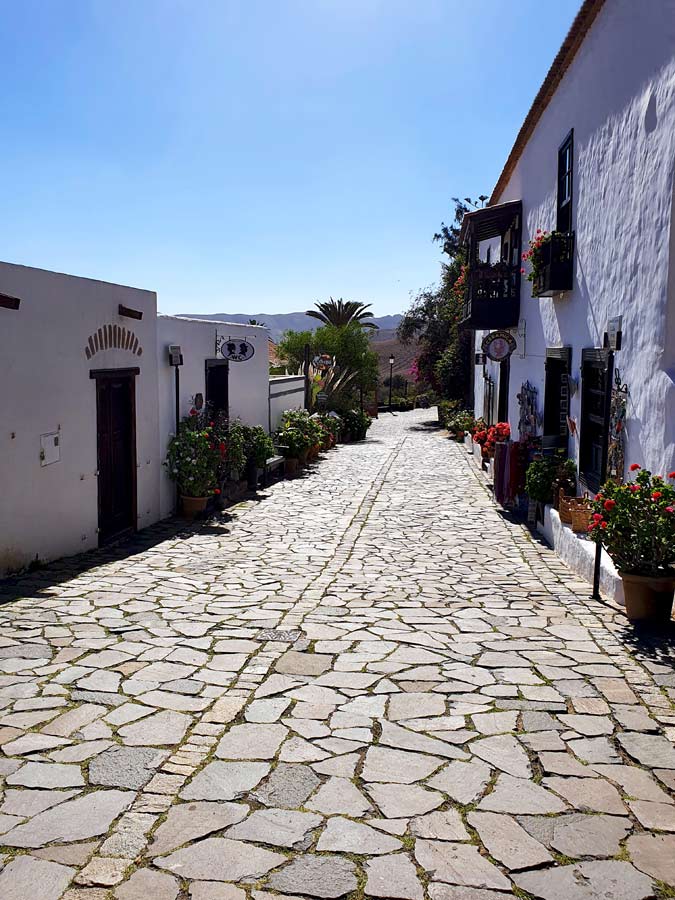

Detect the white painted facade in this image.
[269,376,306,432]
[0,265,273,573]
[156,316,270,519]
[472,0,675,477]
[0,262,160,573]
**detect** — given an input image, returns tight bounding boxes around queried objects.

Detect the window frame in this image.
[556,129,574,234]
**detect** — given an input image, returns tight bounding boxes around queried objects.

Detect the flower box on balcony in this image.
[527,231,575,297]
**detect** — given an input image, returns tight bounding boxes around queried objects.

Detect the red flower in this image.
[210,421,215,427]
[652,491,662,500]
[629,463,641,471]
[189,408,197,416]
[603,499,616,511]
[669,471,675,479]
[629,484,640,492]
[595,493,603,501]
[213,488,221,495]
[665,506,674,513]
[592,513,604,522]
[601,522,607,529]
[520,267,526,274]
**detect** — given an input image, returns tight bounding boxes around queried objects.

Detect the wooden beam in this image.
[0,293,21,310]
[118,304,143,320]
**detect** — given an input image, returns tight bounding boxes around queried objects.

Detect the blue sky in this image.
[1,0,579,316]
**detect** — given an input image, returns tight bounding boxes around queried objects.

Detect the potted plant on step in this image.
[590,466,675,622]
[277,427,307,477]
[165,414,220,519]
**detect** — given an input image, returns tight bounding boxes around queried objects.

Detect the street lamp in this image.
[388,355,395,413]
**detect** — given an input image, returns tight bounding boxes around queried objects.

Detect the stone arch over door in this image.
[85,324,143,360]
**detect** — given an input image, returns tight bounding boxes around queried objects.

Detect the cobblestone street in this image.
[1,408,674,900]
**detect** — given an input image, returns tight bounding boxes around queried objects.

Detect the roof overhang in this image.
[459,200,522,245]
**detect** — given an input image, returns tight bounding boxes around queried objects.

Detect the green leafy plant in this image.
[448,409,475,437]
[277,426,309,459]
[225,421,247,477]
[340,408,372,441]
[522,229,551,285]
[589,466,675,576]
[245,426,275,468]
[525,457,559,504]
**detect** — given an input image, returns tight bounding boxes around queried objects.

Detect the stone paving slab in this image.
[0,409,674,898]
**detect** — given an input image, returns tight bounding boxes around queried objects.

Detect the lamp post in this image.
[388,355,395,413]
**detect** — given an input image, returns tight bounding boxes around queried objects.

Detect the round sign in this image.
[221,339,255,362]
[481,330,517,362]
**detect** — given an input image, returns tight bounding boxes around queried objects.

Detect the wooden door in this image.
[95,372,137,544]
[205,360,229,417]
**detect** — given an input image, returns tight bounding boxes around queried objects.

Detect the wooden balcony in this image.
[461,262,521,330]
[532,231,575,297]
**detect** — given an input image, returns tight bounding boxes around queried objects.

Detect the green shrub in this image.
[526,457,560,504]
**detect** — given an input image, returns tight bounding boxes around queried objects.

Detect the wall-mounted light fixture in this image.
[0,292,21,310]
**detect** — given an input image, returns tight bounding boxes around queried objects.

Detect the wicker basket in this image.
[571,495,593,533]
[558,489,575,524]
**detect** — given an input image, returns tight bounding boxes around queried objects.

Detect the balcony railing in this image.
[461,262,520,330]
[532,231,575,297]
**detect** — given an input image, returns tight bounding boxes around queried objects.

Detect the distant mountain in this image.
[177,311,402,343]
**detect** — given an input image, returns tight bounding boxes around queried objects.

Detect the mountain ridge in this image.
[176,311,402,343]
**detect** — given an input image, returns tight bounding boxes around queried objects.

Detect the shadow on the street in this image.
[0,513,233,607]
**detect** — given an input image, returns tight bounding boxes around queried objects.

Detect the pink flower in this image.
[665,506,674,513]
[629,484,640,492]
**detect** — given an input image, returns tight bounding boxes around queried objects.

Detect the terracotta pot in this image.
[181,495,208,520]
[456,430,465,442]
[284,457,300,477]
[620,572,675,623]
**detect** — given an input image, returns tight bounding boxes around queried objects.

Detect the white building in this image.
[464,0,675,486]
[0,262,275,574]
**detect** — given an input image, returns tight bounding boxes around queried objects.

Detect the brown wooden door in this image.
[95,372,136,544]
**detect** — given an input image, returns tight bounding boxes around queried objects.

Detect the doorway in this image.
[92,368,137,544]
[497,358,510,423]
[206,359,229,417]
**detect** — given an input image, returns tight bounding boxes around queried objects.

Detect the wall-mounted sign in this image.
[481,330,517,362]
[220,339,255,362]
[168,345,183,366]
[605,316,623,351]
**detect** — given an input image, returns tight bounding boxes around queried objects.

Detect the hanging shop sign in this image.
[481,330,517,362]
[313,353,333,371]
[219,338,255,362]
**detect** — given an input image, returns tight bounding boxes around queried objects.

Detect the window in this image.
[557,130,573,233]
[543,348,572,450]
[579,349,611,492]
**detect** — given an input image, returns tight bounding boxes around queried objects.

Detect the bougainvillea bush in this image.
[589,466,675,576]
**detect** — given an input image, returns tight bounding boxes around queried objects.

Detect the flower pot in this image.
[455,430,465,442]
[181,496,208,519]
[284,457,300,477]
[298,449,309,466]
[620,572,675,623]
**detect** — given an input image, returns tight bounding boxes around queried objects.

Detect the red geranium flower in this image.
[629,463,641,471]
[213,488,221,495]
[629,484,640,492]
[595,493,603,501]
[603,499,616,511]
[652,491,662,500]
[669,471,675,479]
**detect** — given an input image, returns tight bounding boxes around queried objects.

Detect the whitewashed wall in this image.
[156,316,270,518]
[0,262,159,574]
[474,0,675,475]
[269,376,306,432]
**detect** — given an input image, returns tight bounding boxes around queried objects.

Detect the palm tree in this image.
[306,297,378,330]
